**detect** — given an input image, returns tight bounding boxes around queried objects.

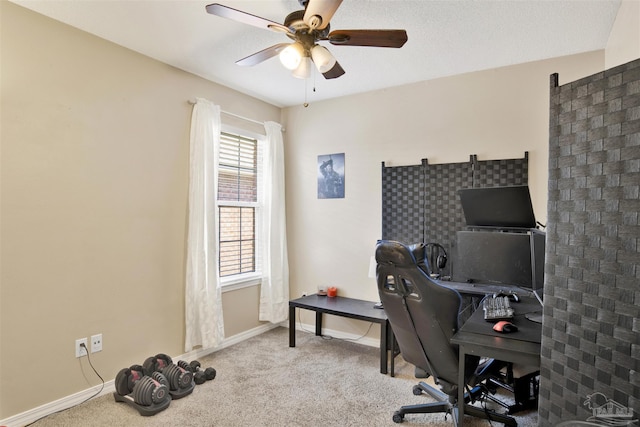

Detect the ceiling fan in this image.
[205,0,408,80]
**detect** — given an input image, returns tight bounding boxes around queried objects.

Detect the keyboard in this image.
[483,296,514,321]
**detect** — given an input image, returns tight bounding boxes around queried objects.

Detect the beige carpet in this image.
[31,327,538,426]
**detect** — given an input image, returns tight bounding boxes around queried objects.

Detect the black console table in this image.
[289,294,397,376]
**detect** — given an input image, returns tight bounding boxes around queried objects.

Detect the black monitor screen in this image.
[453,230,545,290]
[458,185,536,229]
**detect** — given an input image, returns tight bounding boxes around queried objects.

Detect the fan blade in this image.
[206,3,293,34]
[328,30,408,48]
[303,0,343,30]
[322,61,345,79]
[236,43,290,67]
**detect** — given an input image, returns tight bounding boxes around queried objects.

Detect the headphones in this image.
[425,243,448,276]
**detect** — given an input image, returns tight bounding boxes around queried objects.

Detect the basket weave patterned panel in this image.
[381,163,424,244]
[381,154,529,279]
[472,154,529,188]
[539,59,640,426]
[423,159,471,252]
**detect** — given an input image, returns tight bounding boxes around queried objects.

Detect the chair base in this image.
[391,381,517,426]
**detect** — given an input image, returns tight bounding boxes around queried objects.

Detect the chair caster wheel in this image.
[412,385,423,395]
[393,411,404,423]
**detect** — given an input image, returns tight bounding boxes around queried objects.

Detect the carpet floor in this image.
[31,327,539,426]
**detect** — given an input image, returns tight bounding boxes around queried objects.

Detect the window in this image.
[217,130,262,283]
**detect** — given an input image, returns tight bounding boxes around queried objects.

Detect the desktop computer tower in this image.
[453,229,545,290]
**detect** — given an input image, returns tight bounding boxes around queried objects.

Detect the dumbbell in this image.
[186,360,217,385]
[114,364,170,406]
[142,353,172,374]
[176,360,206,384]
[143,354,194,394]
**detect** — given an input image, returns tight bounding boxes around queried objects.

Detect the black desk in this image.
[451,295,542,427]
[289,295,396,375]
[439,279,529,297]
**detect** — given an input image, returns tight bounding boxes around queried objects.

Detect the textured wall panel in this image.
[381,163,424,244]
[423,158,471,259]
[381,154,528,278]
[472,154,529,188]
[540,58,640,426]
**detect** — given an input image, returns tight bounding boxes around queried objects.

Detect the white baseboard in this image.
[0,382,115,427]
[177,322,281,362]
[0,323,281,427]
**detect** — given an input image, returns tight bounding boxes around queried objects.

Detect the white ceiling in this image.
[12,0,622,107]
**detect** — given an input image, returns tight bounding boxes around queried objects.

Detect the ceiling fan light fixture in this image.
[292,56,312,79]
[207,2,408,81]
[279,42,304,70]
[310,45,336,73]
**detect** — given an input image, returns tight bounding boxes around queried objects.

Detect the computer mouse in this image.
[493,320,518,333]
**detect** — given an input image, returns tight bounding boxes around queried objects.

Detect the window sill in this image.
[221,274,261,293]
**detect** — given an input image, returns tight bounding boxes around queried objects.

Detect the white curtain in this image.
[259,121,290,323]
[184,98,225,352]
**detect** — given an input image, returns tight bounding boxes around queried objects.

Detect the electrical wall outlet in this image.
[91,334,103,353]
[75,338,88,358]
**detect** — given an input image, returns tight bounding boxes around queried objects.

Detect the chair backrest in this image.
[375,240,462,394]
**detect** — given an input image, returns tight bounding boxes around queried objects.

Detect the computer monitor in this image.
[458,185,537,230]
[453,229,545,291]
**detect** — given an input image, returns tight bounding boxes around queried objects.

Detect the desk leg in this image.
[315,311,322,336]
[289,305,296,347]
[458,346,466,427]
[379,321,388,375]
[390,331,397,377]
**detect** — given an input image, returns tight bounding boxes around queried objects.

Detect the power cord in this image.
[296,309,375,342]
[78,343,105,403]
[26,343,105,426]
[321,322,374,342]
[478,385,495,427]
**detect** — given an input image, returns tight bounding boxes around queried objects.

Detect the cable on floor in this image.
[296,309,375,342]
[25,343,105,426]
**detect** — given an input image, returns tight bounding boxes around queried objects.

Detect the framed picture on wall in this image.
[317,153,345,199]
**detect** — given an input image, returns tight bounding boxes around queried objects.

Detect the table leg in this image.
[380,321,388,375]
[289,305,296,347]
[458,345,466,427]
[390,331,397,377]
[315,311,322,336]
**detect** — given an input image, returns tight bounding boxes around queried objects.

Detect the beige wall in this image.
[281,0,639,368]
[281,52,606,334]
[605,0,640,69]
[2,0,637,422]
[0,1,280,419]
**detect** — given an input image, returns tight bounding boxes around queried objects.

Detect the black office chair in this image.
[375,240,517,426]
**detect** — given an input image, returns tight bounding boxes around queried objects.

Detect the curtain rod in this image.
[187,99,278,129]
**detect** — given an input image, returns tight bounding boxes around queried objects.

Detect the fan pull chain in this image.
[303,69,318,108]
